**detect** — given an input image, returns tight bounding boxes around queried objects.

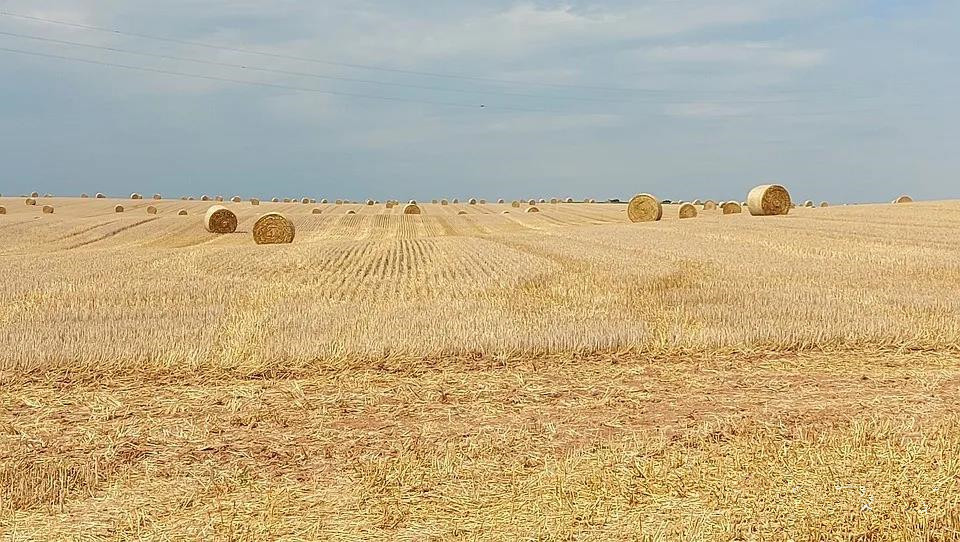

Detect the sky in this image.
[0,0,957,202]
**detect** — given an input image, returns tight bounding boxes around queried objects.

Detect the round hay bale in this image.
[146,206,158,215]
[469,198,477,205]
[703,200,718,210]
[25,198,37,206]
[679,203,698,219]
[741,201,747,207]
[721,201,742,215]
[527,199,536,205]
[820,201,829,207]
[201,195,210,201]
[550,198,558,204]
[346,210,356,215]
[153,194,162,200]
[403,203,422,215]
[747,184,792,216]
[894,195,913,204]
[803,200,814,208]
[42,205,54,214]
[131,193,143,200]
[253,213,295,244]
[271,197,280,203]
[114,205,124,213]
[538,198,546,203]
[0,206,6,215]
[188,197,195,201]
[627,194,663,223]
[30,192,39,198]
[301,197,310,204]
[96,193,106,199]
[440,199,449,206]
[408,200,417,205]
[231,196,241,203]
[526,206,540,213]
[431,199,438,204]
[203,205,238,234]
[80,193,89,198]
[250,198,260,206]
[511,201,521,208]
[180,196,188,201]
[480,199,487,204]
[452,198,459,204]
[177,209,188,216]
[498,199,505,203]
[565,197,574,203]
[692,199,702,205]
[386,201,396,209]
[44,193,54,198]
[366,199,375,206]
[215,195,224,202]
[321,199,328,204]
[588,198,596,203]
[502,210,510,214]
[312,208,322,214]
[457,210,468,215]
[335,199,343,205]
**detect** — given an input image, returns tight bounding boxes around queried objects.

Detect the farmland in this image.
[1,196,960,539]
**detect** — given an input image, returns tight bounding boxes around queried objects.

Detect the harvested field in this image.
[1,196,959,539]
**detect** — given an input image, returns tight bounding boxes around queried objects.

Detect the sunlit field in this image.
[1,195,959,540]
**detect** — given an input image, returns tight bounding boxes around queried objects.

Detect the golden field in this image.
[1,196,959,540]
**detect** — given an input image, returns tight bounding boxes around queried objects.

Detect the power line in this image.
[0,45,560,112]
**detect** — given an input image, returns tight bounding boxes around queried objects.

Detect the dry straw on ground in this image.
[252,212,295,244]
[747,184,792,216]
[679,203,698,219]
[203,205,238,234]
[403,203,422,215]
[627,194,663,223]
[721,201,743,215]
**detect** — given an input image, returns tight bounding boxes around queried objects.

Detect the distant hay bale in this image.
[231,196,241,203]
[432,199,438,204]
[528,199,536,205]
[539,198,546,203]
[25,198,37,206]
[250,198,260,206]
[80,193,89,198]
[386,201,396,209]
[403,203,422,215]
[703,200,718,210]
[0,206,5,215]
[457,210,468,215]
[440,199,449,205]
[679,203,698,219]
[692,199,702,205]
[747,184,792,216]
[526,206,540,213]
[627,194,663,223]
[215,196,224,202]
[511,201,520,208]
[366,199,375,205]
[894,195,913,204]
[452,198,459,204]
[131,193,142,200]
[44,193,53,197]
[114,205,124,213]
[803,200,814,208]
[188,197,195,201]
[253,213,295,244]
[146,206,158,215]
[177,209,188,216]
[201,195,210,201]
[153,194,162,200]
[335,199,343,205]
[588,198,596,203]
[96,193,106,199]
[301,197,310,204]
[203,205,238,234]
[469,198,477,205]
[271,197,280,203]
[409,200,417,204]
[346,210,356,215]
[820,201,829,207]
[498,199,505,203]
[283,198,291,203]
[30,192,39,198]
[480,199,487,204]
[312,208,322,214]
[565,197,574,203]
[321,199,328,204]
[550,198,558,204]
[180,196,188,200]
[721,201,742,215]
[42,205,54,214]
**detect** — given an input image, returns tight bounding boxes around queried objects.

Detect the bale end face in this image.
[511,201,521,208]
[403,203,422,215]
[0,206,6,215]
[747,184,792,216]
[312,208,322,214]
[250,198,260,206]
[42,205,55,214]
[114,205,124,213]
[231,196,242,203]
[679,203,698,219]
[627,194,663,223]
[204,205,238,234]
[25,198,37,206]
[253,213,295,244]
[721,201,742,215]
[146,206,158,215]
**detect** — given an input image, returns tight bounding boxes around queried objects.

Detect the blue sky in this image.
[0,1,956,202]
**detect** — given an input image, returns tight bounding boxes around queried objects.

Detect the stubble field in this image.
[1,196,959,540]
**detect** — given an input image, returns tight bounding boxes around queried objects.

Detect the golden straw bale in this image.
[526,206,540,213]
[721,201,742,215]
[627,194,663,223]
[440,199,449,205]
[366,199,375,205]
[95,193,106,199]
[42,205,54,214]
[312,208,322,214]
[679,203,698,219]
[271,197,280,202]
[114,205,124,213]
[703,200,718,210]
[215,195,224,202]
[511,201,521,208]
[498,199,505,203]
[528,199,536,205]
[480,199,487,204]
[301,197,310,204]
[894,195,913,204]
[146,206,158,215]
[231,196,241,203]
[550,198,558,204]
[469,198,478,205]
[187,197,195,201]
[203,205,238,234]
[25,198,37,206]
[30,191,39,198]
[177,209,188,216]
[747,184,792,216]
[131,193,142,200]
[80,193,89,198]
[804,200,814,208]
[565,197,574,203]
[0,206,6,215]
[692,199,702,205]
[335,199,343,205]
[201,195,210,201]
[820,201,829,207]
[253,213,295,244]
[250,198,260,206]
[321,199,328,203]
[403,203,422,214]
[152,193,162,200]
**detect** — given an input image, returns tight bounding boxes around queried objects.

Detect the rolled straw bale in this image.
[747,184,792,216]
[550,198,558,204]
[409,200,417,204]
[44,193,53,197]
[480,199,487,204]
[403,203,422,215]
[42,205,54,214]
[526,206,540,213]
[452,198,459,204]
[96,193,106,199]
[271,197,280,202]
[81,193,89,198]
[721,201,742,215]
[703,200,718,210]
[250,198,260,205]
[114,205,124,213]
[679,203,698,219]
[203,205,238,234]
[321,199,328,204]
[588,198,596,203]
[498,199,505,203]
[432,199,438,204]
[0,206,6,215]
[30,192,39,198]
[457,210,468,215]
[25,198,37,206]
[803,200,814,208]
[146,206,158,215]
[187,197,195,201]
[131,193,143,200]
[692,199,702,205]
[180,196,188,200]
[366,199,375,205]
[301,197,310,204]
[215,195,224,202]
[335,199,343,205]
[469,198,478,205]
[627,194,663,223]
[201,195,210,201]
[527,199,536,205]
[312,208,322,214]
[894,195,913,204]
[820,201,829,207]
[386,201,396,209]
[440,199,449,205]
[231,196,241,203]
[253,213,295,244]
[565,197,574,203]
[346,210,356,214]
[539,198,546,203]
[153,194,162,200]
[178,209,188,216]
[511,201,521,208]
